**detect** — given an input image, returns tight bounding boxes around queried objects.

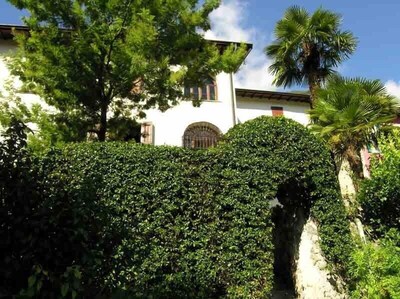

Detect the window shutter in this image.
[271,106,284,116]
[141,122,154,144]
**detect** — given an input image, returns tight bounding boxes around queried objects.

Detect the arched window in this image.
[184,77,217,101]
[183,122,221,149]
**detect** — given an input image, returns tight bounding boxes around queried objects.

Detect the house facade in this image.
[0,24,311,147]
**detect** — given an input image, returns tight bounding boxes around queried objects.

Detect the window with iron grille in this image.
[183,122,221,149]
[184,77,217,101]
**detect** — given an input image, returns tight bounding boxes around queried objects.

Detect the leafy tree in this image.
[0,95,86,152]
[8,0,247,141]
[309,76,398,182]
[265,6,357,106]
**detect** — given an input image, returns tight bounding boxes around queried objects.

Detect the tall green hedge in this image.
[1,116,351,298]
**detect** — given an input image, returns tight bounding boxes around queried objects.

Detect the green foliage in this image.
[8,0,248,141]
[349,229,400,299]
[0,118,39,296]
[358,130,400,237]
[351,131,400,298]
[32,142,274,298]
[220,117,352,272]
[1,116,350,298]
[0,83,91,151]
[309,76,399,182]
[0,119,88,298]
[265,6,357,102]
[0,96,142,151]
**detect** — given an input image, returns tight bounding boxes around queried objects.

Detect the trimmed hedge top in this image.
[1,116,351,298]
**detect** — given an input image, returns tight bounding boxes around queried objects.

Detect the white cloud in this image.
[385,80,400,99]
[204,0,252,42]
[204,0,276,91]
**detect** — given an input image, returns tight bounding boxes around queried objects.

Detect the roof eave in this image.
[236,88,311,104]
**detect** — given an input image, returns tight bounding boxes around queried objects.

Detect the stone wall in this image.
[294,219,347,299]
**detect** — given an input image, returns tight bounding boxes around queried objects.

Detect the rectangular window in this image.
[201,86,208,100]
[183,78,217,101]
[192,86,199,100]
[271,106,283,117]
[184,86,190,97]
[209,85,216,101]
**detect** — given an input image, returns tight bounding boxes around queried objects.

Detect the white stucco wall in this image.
[1,38,311,146]
[143,72,236,146]
[143,89,311,146]
[236,96,310,126]
[0,40,48,109]
[0,40,16,94]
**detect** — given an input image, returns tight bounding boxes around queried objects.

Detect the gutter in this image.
[230,72,237,126]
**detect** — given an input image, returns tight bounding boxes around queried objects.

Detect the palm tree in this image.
[309,76,399,182]
[265,6,357,107]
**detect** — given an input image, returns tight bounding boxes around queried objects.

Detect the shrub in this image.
[349,229,400,299]
[34,142,275,298]
[352,130,400,298]
[358,130,400,236]
[1,116,351,298]
[0,119,47,297]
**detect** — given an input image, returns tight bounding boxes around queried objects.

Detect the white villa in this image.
[0,24,311,148]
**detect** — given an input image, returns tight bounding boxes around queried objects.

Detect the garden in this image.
[1,1,400,298]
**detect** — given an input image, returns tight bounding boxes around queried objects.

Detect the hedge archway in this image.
[215,116,352,295]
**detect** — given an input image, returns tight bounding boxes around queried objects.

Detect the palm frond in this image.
[309,76,398,162]
[266,6,357,92]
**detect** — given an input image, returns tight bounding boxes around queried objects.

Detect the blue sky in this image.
[2,0,400,95]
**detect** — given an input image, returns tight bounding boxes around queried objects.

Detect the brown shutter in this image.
[271,106,283,117]
[141,122,154,144]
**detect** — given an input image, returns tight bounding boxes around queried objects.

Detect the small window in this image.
[184,77,217,101]
[183,122,221,149]
[271,106,283,117]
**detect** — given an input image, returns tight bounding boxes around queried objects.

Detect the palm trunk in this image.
[308,76,319,109]
[344,147,367,242]
[346,146,364,192]
[98,100,108,142]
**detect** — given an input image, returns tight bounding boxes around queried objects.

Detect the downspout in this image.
[230,72,237,126]
[230,42,239,126]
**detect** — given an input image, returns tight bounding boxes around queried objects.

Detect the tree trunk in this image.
[303,42,320,109]
[308,77,319,109]
[98,100,108,142]
[346,147,364,192]
[342,149,367,243]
